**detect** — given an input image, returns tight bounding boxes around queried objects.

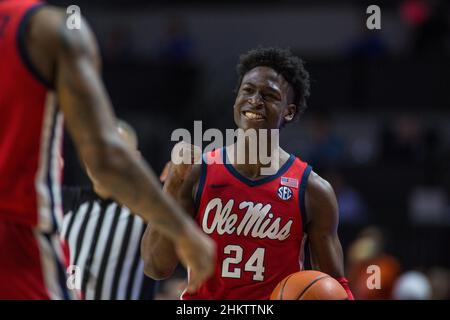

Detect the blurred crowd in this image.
[347,226,450,300]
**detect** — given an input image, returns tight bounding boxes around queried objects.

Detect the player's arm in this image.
[305,171,354,299]
[28,7,214,292]
[142,163,201,279]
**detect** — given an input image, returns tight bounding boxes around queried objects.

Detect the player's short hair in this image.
[236,47,311,122]
[117,119,138,149]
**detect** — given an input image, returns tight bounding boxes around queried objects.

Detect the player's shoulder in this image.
[304,171,338,222]
[23,4,99,86]
[306,171,335,197]
[29,5,98,58]
[27,6,65,46]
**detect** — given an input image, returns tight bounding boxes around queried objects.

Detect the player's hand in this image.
[170,141,202,181]
[174,221,216,293]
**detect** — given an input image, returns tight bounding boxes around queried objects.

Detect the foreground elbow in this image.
[142,248,176,280]
[86,143,130,179]
[143,262,175,280]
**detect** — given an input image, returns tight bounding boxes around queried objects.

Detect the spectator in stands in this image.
[427,267,450,299]
[347,227,401,299]
[392,270,432,300]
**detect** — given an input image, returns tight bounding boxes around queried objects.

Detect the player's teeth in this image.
[245,112,262,119]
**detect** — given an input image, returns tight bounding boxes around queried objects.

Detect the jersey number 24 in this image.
[221,245,265,281]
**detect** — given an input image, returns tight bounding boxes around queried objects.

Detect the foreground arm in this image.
[29,7,214,291]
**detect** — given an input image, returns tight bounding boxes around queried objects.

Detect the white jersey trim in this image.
[34,92,64,233]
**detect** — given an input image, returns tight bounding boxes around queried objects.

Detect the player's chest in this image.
[198,189,302,244]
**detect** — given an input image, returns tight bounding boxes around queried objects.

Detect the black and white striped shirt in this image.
[61,187,156,300]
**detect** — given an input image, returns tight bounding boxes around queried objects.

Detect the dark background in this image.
[48,0,450,297]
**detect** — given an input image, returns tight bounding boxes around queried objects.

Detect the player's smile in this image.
[242,110,266,121]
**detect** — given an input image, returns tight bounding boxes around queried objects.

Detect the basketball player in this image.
[0,0,214,299]
[142,47,354,299]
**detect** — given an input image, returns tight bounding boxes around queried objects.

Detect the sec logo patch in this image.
[277,186,292,200]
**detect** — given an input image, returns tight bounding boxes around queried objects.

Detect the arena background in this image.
[49,0,450,299]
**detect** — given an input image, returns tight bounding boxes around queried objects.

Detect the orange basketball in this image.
[270,270,349,300]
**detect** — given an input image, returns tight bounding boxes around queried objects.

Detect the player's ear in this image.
[283,104,297,123]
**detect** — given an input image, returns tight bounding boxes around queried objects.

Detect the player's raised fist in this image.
[170,141,202,180]
[174,221,216,293]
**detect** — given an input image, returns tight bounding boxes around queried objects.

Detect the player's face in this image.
[233,66,296,130]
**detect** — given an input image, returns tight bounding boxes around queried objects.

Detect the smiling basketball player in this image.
[141,47,354,300]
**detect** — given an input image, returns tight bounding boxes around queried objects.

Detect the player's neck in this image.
[227,144,290,180]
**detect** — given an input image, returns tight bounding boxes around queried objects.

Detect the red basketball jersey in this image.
[182,147,312,300]
[0,0,64,233]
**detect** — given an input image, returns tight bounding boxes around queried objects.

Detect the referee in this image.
[61,121,156,300]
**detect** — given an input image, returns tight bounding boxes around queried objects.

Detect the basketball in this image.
[270,270,349,300]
